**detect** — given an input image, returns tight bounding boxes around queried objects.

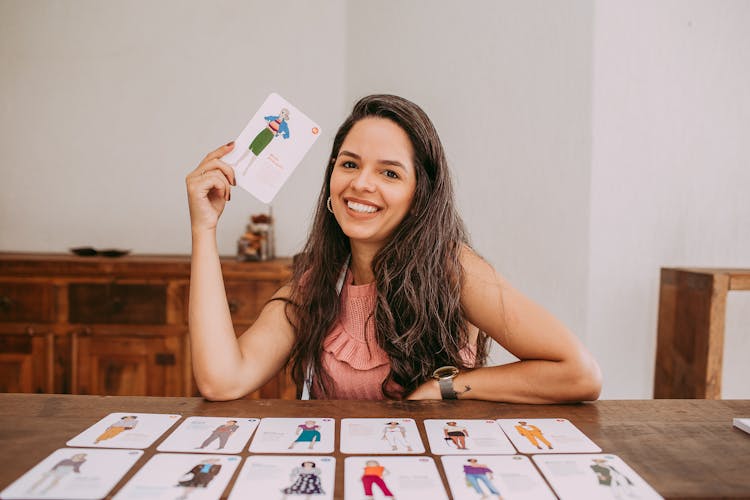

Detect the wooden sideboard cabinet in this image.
[0,253,295,398]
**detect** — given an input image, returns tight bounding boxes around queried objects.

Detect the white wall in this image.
[0,0,347,256]
[589,0,750,398]
[1,0,748,398]
[346,1,595,360]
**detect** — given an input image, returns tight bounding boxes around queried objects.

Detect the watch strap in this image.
[438,377,458,399]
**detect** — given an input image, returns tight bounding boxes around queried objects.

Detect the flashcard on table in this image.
[222,92,322,204]
[66,412,181,449]
[228,455,335,500]
[424,419,516,455]
[340,418,425,454]
[157,416,259,454]
[441,455,556,500]
[532,454,663,500]
[112,453,240,500]
[344,456,447,500]
[0,448,142,500]
[733,417,750,435]
[496,418,601,454]
[248,417,335,454]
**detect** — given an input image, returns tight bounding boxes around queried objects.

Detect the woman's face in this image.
[329,117,417,251]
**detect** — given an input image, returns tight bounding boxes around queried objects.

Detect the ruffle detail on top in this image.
[322,271,390,371]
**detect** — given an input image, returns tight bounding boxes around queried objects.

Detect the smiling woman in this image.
[186,94,602,402]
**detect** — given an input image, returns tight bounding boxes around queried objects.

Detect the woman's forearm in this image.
[188,229,246,399]
[412,355,602,403]
[458,357,602,403]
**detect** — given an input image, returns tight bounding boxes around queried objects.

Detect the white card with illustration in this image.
[532,454,663,500]
[156,416,259,454]
[112,453,240,500]
[340,418,425,454]
[66,412,181,449]
[423,419,516,455]
[222,92,322,204]
[441,455,556,500]
[0,448,142,500]
[228,455,335,500]
[248,417,335,454]
[344,456,447,500]
[496,418,601,454]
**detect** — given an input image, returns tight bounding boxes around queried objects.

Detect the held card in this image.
[222,92,322,204]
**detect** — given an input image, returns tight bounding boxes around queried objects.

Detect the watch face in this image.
[433,366,459,379]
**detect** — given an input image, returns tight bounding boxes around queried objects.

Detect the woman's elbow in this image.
[196,380,246,402]
[569,355,603,402]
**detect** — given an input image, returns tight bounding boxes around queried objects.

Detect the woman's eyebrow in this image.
[338,150,408,171]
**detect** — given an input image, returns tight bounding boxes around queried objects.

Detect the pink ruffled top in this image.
[315,271,476,400]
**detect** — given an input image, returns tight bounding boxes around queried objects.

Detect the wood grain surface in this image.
[0,394,749,499]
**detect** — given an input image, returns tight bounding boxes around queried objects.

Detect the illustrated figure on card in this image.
[463,458,501,499]
[288,420,322,450]
[515,421,553,450]
[361,460,394,499]
[26,453,87,495]
[281,460,325,498]
[95,415,138,444]
[237,108,291,174]
[196,419,239,450]
[382,421,413,452]
[590,458,635,499]
[444,421,470,449]
[175,458,222,499]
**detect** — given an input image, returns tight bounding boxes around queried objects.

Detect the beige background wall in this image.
[1,0,747,398]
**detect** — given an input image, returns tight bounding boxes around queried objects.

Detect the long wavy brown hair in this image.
[284,94,488,399]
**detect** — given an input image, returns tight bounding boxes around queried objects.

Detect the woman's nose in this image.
[350,167,376,191]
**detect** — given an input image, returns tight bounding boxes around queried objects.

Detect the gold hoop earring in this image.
[326,197,334,214]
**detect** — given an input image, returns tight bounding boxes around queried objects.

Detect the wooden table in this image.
[0,394,749,499]
[654,267,750,399]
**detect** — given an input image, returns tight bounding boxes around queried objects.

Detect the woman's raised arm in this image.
[186,143,295,400]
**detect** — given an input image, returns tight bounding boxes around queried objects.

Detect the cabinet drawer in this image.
[224,281,280,323]
[0,283,56,323]
[69,284,167,324]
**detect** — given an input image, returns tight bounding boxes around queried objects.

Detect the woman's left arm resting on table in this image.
[410,247,602,403]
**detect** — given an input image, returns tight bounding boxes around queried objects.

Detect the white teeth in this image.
[347,201,378,213]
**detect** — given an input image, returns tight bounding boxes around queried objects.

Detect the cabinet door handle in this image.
[0,295,14,312]
[111,297,124,313]
[228,300,239,314]
[155,353,176,366]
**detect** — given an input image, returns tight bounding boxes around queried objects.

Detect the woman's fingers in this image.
[203,169,232,202]
[202,141,235,164]
[197,158,237,186]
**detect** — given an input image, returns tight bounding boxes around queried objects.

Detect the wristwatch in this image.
[433,366,460,399]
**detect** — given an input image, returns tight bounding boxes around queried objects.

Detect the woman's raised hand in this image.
[186,142,237,232]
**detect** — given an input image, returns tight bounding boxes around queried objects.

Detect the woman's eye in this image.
[341,161,357,169]
[384,170,399,179]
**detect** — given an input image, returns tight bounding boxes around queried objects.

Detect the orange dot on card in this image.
[312,127,319,135]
